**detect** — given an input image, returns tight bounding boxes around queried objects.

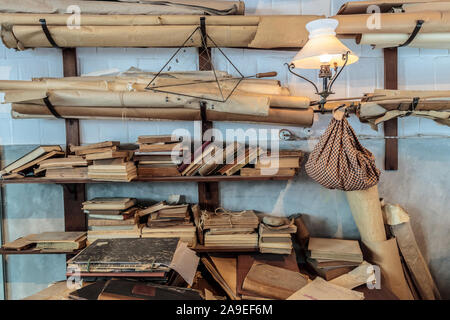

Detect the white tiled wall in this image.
[0,0,450,300]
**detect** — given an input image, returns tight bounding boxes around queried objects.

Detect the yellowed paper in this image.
[287,277,365,300]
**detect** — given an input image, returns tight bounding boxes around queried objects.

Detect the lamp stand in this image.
[286,52,350,113]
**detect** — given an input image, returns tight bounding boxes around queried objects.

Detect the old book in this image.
[137,201,168,217]
[69,141,120,153]
[242,263,309,300]
[38,157,89,169]
[11,150,65,174]
[68,238,179,273]
[97,280,202,300]
[240,168,296,177]
[1,145,63,174]
[201,255,239,300]
[85,150,132,161]
[138,135,181,144]
[255,156,301,169]
[181,143,218,176]
[287,277,364,300]
[75,145,118,156]
[0,172,25,180]
[178,141,211,174]
[2,237,35,251]
[236,252,300,297]
[82,198,136,211]
[202,209,259,230]
[36,236,86,251]
[137,165,181,177]
[93,158,126,166]
[204,232,259,248]
[139,142,183,153]
[88,218,135,227]
[222,147,260,176]
[308,237,364,263]
[45,167,88,179]
[26,232,86,243]
[306,258,356,281]
[198,142,239,176]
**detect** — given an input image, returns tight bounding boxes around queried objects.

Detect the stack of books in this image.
[83,197,139,244]
[179,142,260,177]
[138,202,196,246]
[0,145,64,179]
[135,135,183,177]
[242,150,303,177]
[67,238,180,282]
[73,141,136,181]
[258,218,297,254]
[201,209,260,248]
[36,156,90,179]
[307,237,363,281]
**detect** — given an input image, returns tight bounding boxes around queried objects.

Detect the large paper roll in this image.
[346,185,387,243]
[0,0,245,16]
[11,104,315,127]
[358,33,450,49]
[363,238,414,300]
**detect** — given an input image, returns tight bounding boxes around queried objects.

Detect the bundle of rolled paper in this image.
[359,89,450,127]
[0,2,320,50]
[336,1,450,49]
[0,69,315,127]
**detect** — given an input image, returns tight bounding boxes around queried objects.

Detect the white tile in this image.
[39,119,66,145]
[97,120,129,143]
[433,56,450,90]
[419,118,450,136]
[80,120,101,144]
[11,119,41,144]
[0,118,12,145]
[399,57,435,90]
[302,0,331,16]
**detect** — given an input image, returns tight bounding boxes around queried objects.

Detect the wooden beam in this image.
[384,47,399,171]
[197,47,220,211]
[62,48,86,231]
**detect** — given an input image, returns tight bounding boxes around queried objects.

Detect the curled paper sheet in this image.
[383,203,441,300]
[329,261,376,290]
[169,241,200,286]
[287,277,364,300]
[363,238,414,300]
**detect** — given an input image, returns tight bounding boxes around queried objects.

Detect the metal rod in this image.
[285,63,320,94]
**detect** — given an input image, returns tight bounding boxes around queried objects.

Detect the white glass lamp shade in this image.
[291,18,359,69]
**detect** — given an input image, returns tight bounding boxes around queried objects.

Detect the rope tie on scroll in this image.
[399,20,424,47]
[39,19,60,49]
[43,97,63,119]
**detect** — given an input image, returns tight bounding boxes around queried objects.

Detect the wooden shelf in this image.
[0,175,294,185]
[0,248,82,255]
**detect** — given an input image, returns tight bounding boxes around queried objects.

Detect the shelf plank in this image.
[0,175,294,185]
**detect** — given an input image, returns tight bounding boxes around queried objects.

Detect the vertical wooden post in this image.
[62,48,86,231]
[197,47,220,211]
[384,48,399,171]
